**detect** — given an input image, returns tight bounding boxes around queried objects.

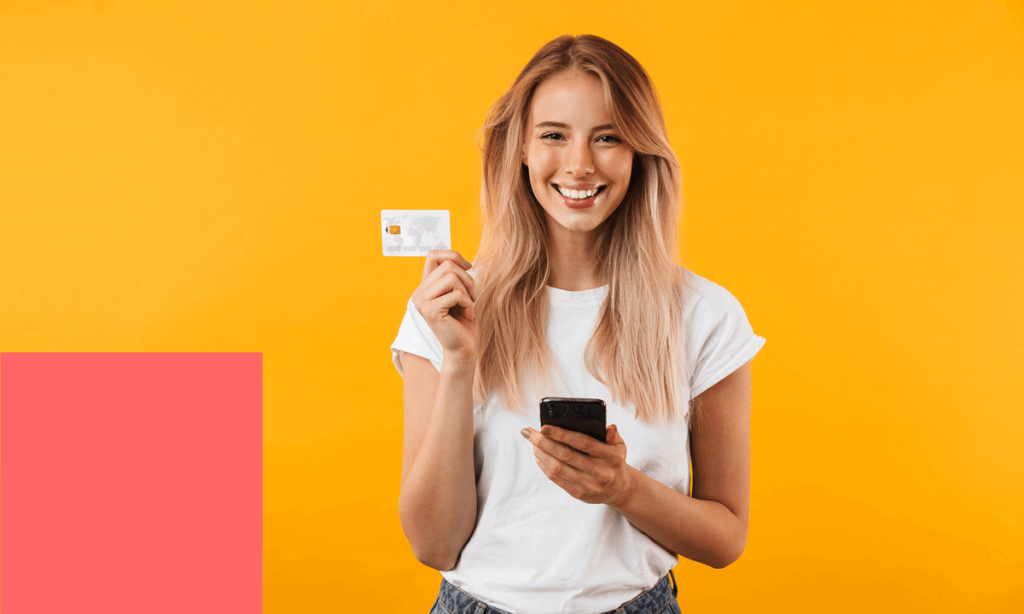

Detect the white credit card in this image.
[381,210,451,257]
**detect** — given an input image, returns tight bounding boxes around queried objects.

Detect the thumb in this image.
[607,424,619,444]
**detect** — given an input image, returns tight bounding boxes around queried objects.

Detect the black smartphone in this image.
[539,397,607,444]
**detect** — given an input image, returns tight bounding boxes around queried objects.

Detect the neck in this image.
[545,228,605,291]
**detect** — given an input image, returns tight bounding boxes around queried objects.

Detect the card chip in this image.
[388,225,401,235]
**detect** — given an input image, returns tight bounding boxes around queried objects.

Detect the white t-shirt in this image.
[390,267,766,614]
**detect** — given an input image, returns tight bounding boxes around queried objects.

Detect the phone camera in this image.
[546,403,567,418]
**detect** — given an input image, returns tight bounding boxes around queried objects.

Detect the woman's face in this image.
[521,69,634,244]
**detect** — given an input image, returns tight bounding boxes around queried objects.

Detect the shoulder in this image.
[679,266,744,315]
[677,267,758,345]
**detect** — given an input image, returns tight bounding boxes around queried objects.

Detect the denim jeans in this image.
[428,570,681,614]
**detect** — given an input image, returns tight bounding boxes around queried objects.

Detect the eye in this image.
[598,135,621,144]
[541,133,564,141]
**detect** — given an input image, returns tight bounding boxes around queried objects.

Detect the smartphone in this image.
[539,397,607,444]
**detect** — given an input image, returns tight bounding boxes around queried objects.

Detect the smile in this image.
[552,184,606,209]
[554,184,606,200]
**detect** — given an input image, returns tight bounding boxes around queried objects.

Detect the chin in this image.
[558,220,604,234]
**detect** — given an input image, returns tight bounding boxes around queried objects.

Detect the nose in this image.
[565,139,594,176]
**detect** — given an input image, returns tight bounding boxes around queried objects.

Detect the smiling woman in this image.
[521,69,635,261]
[390,34,766,614]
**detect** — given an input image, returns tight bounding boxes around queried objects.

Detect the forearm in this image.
[610,465,746,569]
[398,360,478,570]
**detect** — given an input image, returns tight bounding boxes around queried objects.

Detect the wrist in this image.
[607,464,643,512]
[441,356,477,376]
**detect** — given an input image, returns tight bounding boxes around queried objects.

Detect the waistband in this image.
[436,570,678,614]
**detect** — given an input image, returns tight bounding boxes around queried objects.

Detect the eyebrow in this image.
[535,121,616,132]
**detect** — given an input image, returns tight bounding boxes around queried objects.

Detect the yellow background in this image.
[2,1,1022,612]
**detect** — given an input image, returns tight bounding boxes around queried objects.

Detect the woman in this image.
[391,34,766,614]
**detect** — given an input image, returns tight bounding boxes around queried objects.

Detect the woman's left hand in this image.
[521,424,635,507]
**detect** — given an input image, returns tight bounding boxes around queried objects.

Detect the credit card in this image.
[381,210,451,257]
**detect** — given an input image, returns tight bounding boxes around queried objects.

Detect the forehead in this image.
[529,70,611,124]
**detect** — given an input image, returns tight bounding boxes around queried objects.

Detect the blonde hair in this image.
[471,34,696,425]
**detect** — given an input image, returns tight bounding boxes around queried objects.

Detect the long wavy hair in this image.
[471,34,696,426]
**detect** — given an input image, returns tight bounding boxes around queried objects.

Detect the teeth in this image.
[556,186,601,199]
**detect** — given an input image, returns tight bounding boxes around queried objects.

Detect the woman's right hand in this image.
[411,250,478,365]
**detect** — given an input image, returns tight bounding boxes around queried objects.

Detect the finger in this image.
[606,425,620,445]
[434,287,474,322]
[423,276,473,322]
[540,425,604,458]
[423,250,471,275]
[423,250,473,279]
[546,469,588,501]
[422,259,476,302]
[532,444,589,501]
[422,268,469,302]
[537,456,585,499]
[532,444,589,487]
[531,427,597,471]
[413,268,472,321]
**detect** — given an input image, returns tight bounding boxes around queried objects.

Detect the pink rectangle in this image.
[2,353,262,613]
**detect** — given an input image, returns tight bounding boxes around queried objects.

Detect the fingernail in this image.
[541,427,552,437]
[520,428,530,439]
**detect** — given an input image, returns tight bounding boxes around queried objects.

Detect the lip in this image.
[556,183,604,190]
[553,185,603,209]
